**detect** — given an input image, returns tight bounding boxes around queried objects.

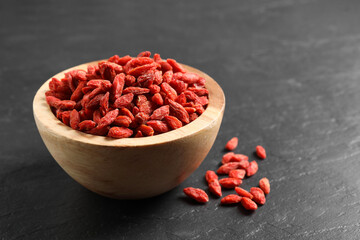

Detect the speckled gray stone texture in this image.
[1,0,360,239]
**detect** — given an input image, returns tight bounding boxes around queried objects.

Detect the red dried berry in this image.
[146,120,169,133]
[208,179,222,197]
[219,178,242,188]
[150,105,170,120]
[78,120,96,131]
[235,187,253,199]
[222,152,235,164]
[113,115,132,128]
[69,109,80,130]
[250,187,266,205]
[246,161,258,177]
[229,169,246,179]
[164,116,182,130]
[225,137,238,151]
[108,127,133,138]
[217,161,249,175]
[205,170,218,183]
[241,197,258,210]
[256,145,267,159]
[221,194,242,205]
[183,187,209,203]
[259,177,270,194]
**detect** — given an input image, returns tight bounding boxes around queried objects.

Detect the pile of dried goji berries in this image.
[183,138,270,211]
[45,51,209,138]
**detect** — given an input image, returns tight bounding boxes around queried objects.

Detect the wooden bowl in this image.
[33,60,225,199]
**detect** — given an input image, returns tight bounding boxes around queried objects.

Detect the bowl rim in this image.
[33,60,226,147]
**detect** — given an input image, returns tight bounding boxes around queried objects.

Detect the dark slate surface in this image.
[1,0,360,239]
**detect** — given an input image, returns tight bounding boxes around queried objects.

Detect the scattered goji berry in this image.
[229,169,246,179]
[208,179,222,197]
[241,197,258,210]
[235,187,253,199]
[250,187,266,205]
[259,177,270,194]
[225,137,238,151]
[222,152,235,164]
[183,187,209,203]
[246,161,258,177]
[205,170,218,183]
[219,178,242,188]
[221,194,242,205]
[256,145,267,159]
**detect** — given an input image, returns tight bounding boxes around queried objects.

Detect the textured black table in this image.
[1,0,360,239]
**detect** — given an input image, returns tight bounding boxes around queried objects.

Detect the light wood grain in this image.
[33,60,225,199]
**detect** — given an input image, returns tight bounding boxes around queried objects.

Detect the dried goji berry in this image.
[246,161,258,177]
[78,120,96,131]
[250,187,266,205]
[222,152,235,164]
[117,55,132,65]
[137,124,154,136]
[208,179,222,197]
[162,70,173,83]
[123,87,150,95]
[241,197,258,210]
[113,115,132,128]
[135,112,150,125]
[221,194,242,205]
[235,187,253,199]
[125,75,136,86]
[61,111,71,126]
[108,127,133,138]
[70,81,87,102]
[151,93,164,106]
[166,59,186,73]
[164,116,182,129]
[93,109,102,124]
[219,178,242,188]
[160,61,172,72]
[139,101,155,115]
[229,169,246,179]
[161,82,178,101]
[111,73,125,101]
[153,53,162,63]
[256,145,267,159]
[217,162,249,175]
[86,94,104,110]
[119,107,135,121]
[114,93,134,108]
[189,113,198,121]
[183,187,209,203]
[188,87,209,96]
[69,109,80,130]
[205,170,218,183]
[259,177,270,194]
[168,99,189,124]
[87,125,110,136]
[150,105,170,120]
[149,84,161,94]
[146,120,169,133]
[100,92,109,115]
[225,137,238,151]
[137,51,151,57]
[134,130,143,138]
[98,109,119,128]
